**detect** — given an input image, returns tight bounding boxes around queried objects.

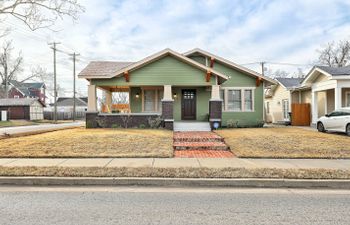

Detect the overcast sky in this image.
[3,0,350,99]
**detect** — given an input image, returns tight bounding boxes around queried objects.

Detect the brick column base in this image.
[162,100,174,130]
[209,100,222,129]
[85,112,99,128]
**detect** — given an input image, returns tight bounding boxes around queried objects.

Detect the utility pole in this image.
[48,42,60,123]
[69,52,80,121]
[261,62,266,76]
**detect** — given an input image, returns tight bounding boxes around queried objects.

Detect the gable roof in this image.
[316,65,350,76]
[0,98,44,107]
[78,48,229,81]
[9,80,45,97]
[276,77,304,89]
[78,61,134,78]
[301,65,350,86]
[184,48,277,84]
[54,97,88,107]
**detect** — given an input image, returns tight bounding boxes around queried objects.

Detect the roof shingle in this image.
[78,61,134,77]
[316,65,350,76]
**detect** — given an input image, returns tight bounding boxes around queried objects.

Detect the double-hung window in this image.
[221,88,254,112]
[142,88,163,112]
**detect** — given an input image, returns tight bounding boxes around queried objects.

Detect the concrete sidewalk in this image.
[0,122,84,137]
[0,157,349,170]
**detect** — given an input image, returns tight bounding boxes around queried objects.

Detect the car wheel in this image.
[346,124,350,136]
[317,122,325,133]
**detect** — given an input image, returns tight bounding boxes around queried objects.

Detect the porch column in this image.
[311,90,318,124]
[209,85,222,129]
[87,84,97,112]
[335,87,342,110]
[105,90,112,112]
[162,85,174,130]
[86,84,98,128]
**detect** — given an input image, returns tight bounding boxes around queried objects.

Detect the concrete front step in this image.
[174,122,211,132]
[173,141,229,151]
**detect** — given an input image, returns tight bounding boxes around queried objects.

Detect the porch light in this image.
[173,93,177,98]
[135,93,140,98]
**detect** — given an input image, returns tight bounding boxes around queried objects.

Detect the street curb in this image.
[0,177,350,189]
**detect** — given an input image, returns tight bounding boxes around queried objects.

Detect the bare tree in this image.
[266,69,289,78]
[0,40,23,97]
[317,40,350,67]
[113,92,129,104]
[0,0,85,31]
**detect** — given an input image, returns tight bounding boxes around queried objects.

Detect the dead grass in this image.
[216,127,350,159]
[0,166,349,179]
[0,128,173,158]
[0,120,38,127]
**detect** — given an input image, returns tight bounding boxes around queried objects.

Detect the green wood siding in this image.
[222,85,264,126]
[189,55,206,65]
[130,87,142,112]
[173,87,210,121]
[91,55,215,86]
[213,61,264,126]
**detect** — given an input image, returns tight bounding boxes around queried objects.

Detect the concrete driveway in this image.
[0,121,84,137]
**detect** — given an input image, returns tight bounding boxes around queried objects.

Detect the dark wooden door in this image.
[181,89,196,120]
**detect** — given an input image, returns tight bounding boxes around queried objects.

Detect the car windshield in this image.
[328,110,350,116]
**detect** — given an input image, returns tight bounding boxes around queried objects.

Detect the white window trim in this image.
[221,87,255,112]
[282,99,289,120]
[141,87,163,113]
[345,91,350,107]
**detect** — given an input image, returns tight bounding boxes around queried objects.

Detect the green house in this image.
[78,48,276,130]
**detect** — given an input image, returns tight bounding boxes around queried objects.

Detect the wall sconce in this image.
[135,93,140,98]
[173,93,177,98]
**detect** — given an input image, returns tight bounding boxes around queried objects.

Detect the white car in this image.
[317,109,350,136]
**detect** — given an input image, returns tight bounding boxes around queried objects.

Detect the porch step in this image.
[173,141,229,151]
[173,131,224,142]
[173,122,211,132]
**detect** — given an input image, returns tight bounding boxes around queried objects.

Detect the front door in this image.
[181,89,196,120]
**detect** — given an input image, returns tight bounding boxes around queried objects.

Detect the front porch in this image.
[86,84,222,130]
[311,81,350,123]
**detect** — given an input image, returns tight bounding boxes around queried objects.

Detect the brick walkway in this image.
[174,150,234,158]
[173,131,234,158]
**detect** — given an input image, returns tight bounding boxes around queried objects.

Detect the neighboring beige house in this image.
[266,65,350,125]
[265,77,303,123]
[295,66,350,124]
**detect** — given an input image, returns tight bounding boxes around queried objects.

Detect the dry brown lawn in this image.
[0,128,173,158]
[216,127,350,158]
[1,166,349,179]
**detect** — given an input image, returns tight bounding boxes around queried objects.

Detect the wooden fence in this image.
[291,103,311,126]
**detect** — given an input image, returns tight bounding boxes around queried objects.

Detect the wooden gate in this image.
[291,103,311,126]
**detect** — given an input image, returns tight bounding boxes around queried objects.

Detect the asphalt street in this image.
[0,186,349,225]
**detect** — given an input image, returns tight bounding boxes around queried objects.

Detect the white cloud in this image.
[1,0,350,99]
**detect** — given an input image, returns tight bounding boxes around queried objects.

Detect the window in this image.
[14,95,20,99]
[142,88,162,112]
[144,90,156,112]
[157,90,163,112]
[220,90,225,110]
[346,91,350,107]
[222,88,254,112]
[228,90,241,111]
[266,102,270,114]
[282,99,289,120]
[244,90,253,111]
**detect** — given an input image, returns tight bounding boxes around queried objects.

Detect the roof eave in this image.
[184,48,277,85]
